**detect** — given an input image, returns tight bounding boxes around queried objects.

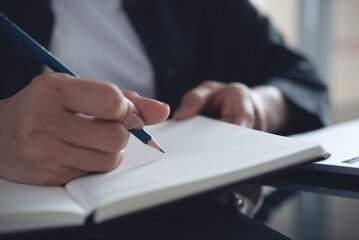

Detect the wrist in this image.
[249,89,268,132]
[251,85,289,133]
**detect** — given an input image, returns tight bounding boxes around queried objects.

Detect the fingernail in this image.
[127,114,145,130]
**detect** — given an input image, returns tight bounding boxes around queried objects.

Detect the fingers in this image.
[215,84,256,128]
[123,91,170,126]
[28,166,88,186]
[173,81,224,119]
[0,72,172,186]
[35,73,131,121]
[59,143,125,172]
[50,112,130,153]
[33,73,169,129]
[174,81,262,129]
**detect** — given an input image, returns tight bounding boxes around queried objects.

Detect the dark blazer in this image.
[0,0,330,134]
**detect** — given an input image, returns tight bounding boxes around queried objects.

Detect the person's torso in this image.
[45,0,155,98]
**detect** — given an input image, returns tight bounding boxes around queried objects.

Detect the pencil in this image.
[0,12,164,153]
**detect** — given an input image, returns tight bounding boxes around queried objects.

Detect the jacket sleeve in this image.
[206,0,331,135]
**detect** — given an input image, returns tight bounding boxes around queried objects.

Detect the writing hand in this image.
[0,73,170,185]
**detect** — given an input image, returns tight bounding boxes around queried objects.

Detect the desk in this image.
[263,190,359,239]
[259,170,359,240]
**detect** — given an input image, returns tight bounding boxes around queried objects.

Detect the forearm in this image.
[251,85,289,134]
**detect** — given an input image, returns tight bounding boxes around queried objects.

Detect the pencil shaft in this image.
[0,12,77,77]
[129,129,151,144]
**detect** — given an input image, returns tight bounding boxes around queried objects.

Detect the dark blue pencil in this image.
[0,12,164,153]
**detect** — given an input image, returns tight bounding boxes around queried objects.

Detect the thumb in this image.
[123,91,170,127]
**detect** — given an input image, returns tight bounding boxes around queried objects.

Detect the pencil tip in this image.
[147,138,165,153]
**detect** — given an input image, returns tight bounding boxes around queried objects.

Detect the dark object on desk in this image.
[0,11,163,153]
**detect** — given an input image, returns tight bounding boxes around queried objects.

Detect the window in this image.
[251,0,359,123]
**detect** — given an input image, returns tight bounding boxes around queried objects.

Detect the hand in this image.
[174,81,286,216]
[0,73,170,185]
[173,81,289,133]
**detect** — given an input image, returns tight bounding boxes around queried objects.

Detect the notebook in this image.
[291,119,359,175]
[0,116,326,234]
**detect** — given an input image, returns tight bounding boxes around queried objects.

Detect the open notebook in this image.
[0,116,326,234]
[292,119,359,175]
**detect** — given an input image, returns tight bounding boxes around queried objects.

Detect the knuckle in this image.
[243,113,256,127]
[106,123,130,152]
[20,142,46,164]
[18,113,39,136]
[30,170,56,186]
[17,134,51,165]
[123,90,138,98]
[17,116,53,163]
[31,73,55,93]
[30,73,70,99]
[99,151,125,172]
[182,90,205,108]
[226,82,251,98]
[20,145,38,162]
[27,78,46,99]
[201,80,223,89]
[101,83,124,118]
[31,74,48,87]
[201,80,216,87]
[228,82,246,90]
[184,89,202,102]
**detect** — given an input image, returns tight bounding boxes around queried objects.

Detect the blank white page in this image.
[0,178,86,233]
[65,116,324,222]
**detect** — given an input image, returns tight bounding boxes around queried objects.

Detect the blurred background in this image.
[251,0,359,124]
[249,1,359,239]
